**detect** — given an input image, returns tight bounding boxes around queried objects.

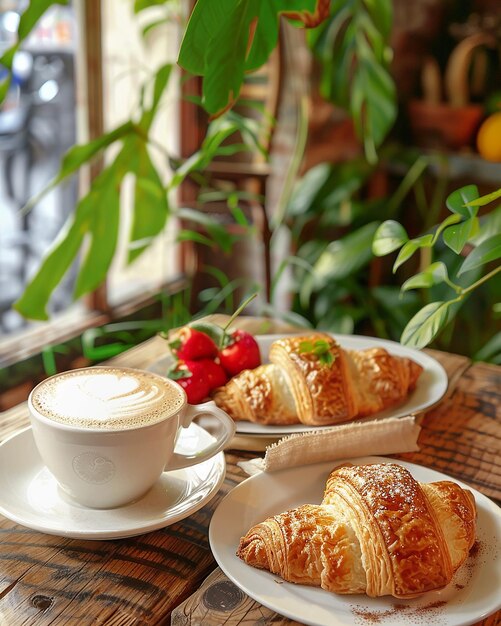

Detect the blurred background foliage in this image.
[1,0,500,373]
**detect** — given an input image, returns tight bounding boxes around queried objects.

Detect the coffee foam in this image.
[31,367,184,430]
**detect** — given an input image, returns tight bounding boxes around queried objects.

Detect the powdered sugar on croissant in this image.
[212,333,423,426]
[237,463,477,598]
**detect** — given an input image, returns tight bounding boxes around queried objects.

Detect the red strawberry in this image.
[167,360,210,404]
[194,358,228,391]
[218,330,261,377]
[169,327,218,361]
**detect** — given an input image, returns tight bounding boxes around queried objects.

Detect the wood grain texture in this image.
[398,360,501,504]
[171,568,305,626]
[0,456,242,625]
[0,318,499,625]
[172,567,501,626]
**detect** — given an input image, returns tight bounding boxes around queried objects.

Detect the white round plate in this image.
[209,457,501,626]
[0,424,226,540]
[150,333,448,436]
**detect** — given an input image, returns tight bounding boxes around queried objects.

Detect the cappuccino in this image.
[31,367,184,430]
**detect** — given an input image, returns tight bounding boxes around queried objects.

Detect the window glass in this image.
[0,1,81,336]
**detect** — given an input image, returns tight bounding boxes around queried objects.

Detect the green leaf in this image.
[167,367,191,381]
[298,339,335,366]
[176,230,214,247]
[312,221,380,283]
[170,112,263,187]
[72,160,127,299]
[189,321,227,347]
[365,0,393,38]
[0,1,69,104]
[433,212,462,242]
[229,204,250,227]
[23,122,134,213]
[393,240,419,272]
[142,17,169,38]
[401,262,449,291]
[243,2,282,72]
[308,0,396,161]
[139,63,173,130]
[181,0,251,115]
[176,207,236,253]
[0,75,11,103]
[0,46,17,70]
[474,331,501,364]
[321,161,372,206]
[286,164,332,217]
[288,160,372,221]
[443,217,477,254]
[470,205,501,246]
[82,326,138,360]
[62,122,134,174]
[457,234,501,276]
[127,142,169,263]
[354,53,397,160]
[15,138,136,319]
[393,234,433,272]
[178,0,320,116]
[134,0,170,13]
[75,138,144,297]
[401,301,452,348]
[446,185,479,218]
[17,0,69,39]
[372,220,408,256]
[14,213,86,320]
[466,187,501,208]
[372,285,421,337]
[170,151,206,188]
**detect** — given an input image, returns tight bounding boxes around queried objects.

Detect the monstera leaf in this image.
[13,63,174,320]
[178,0,329,116]
[308,0,396,162]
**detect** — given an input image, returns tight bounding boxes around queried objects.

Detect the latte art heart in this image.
[82,373,140,402]
[31,367,185,430]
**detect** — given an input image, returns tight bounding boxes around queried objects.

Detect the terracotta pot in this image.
[407,100,484,150]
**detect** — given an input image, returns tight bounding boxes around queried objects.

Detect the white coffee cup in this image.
[27,366,235,509]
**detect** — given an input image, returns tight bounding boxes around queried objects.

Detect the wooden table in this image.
[0,318,500,625]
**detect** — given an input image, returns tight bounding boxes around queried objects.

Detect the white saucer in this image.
[0,424,226,540]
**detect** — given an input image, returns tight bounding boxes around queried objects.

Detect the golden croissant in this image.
[212,333,423,426]
[237,463,477,598]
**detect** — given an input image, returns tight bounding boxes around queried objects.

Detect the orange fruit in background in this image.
[476,112,501,162]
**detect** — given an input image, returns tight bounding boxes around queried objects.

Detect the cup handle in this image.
[167,401,235,470]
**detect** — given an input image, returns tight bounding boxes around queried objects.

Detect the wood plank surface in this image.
[0,448,252,625]
[172,566,501,626]
[397,359,501,503]
[0,318,499,625]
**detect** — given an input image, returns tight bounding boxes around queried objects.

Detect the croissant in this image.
[212,333,423,426]
[237,463,477,598]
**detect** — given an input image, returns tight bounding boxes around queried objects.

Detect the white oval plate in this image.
[209,457,501,626]
[0,424,225,540]
[149,333,448,436]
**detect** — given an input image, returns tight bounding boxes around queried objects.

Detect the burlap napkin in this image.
[238,415,420,475]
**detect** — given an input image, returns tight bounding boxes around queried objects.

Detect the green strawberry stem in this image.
[168,292,259,352]
[167,363,191,380]
[215,292,258,349]
[222,292,258,334]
